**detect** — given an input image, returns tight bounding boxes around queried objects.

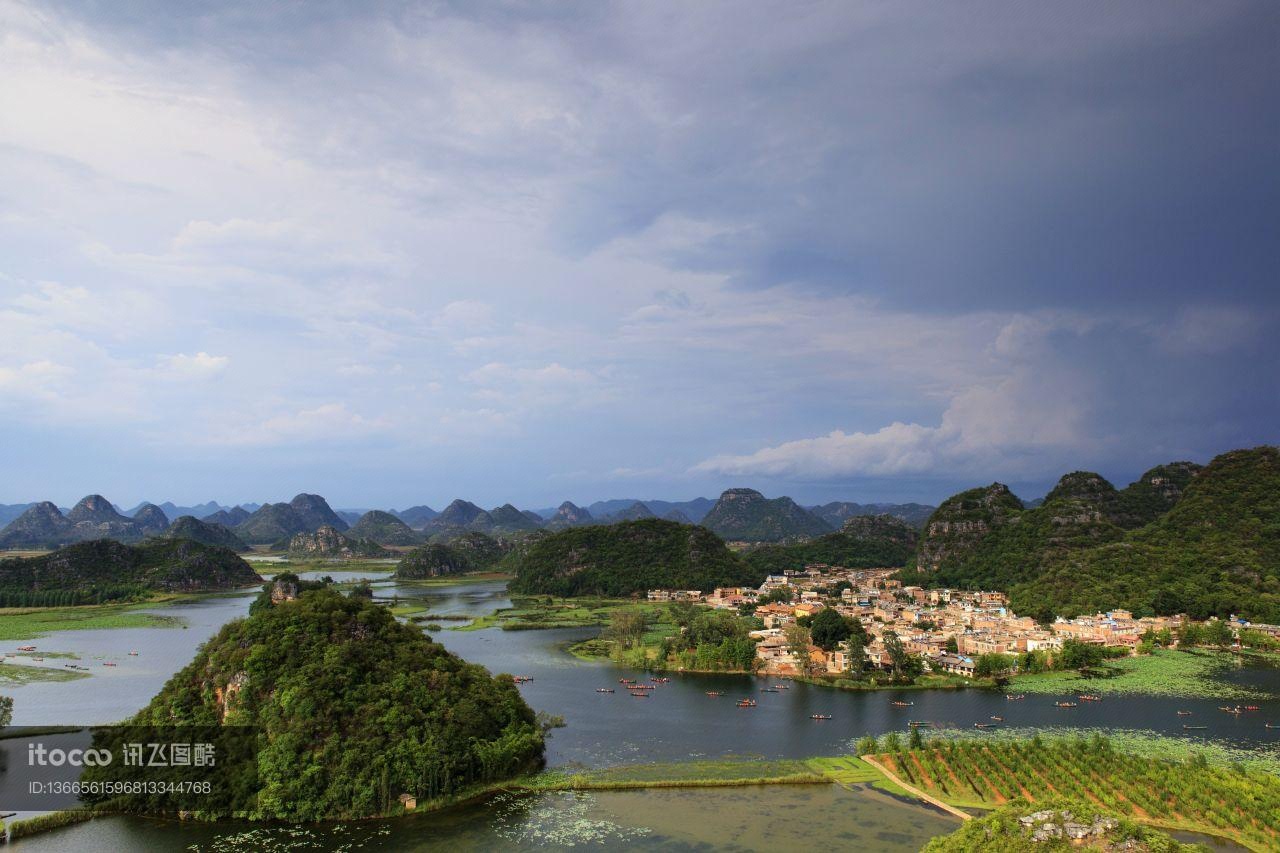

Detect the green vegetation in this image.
[866,734,1280,851]
[1012,447,1280,621]
[523,758,825,791]
[509,519,760,596]
[110,587,545,820]
[6,810,96,840]
[0,538,262,597]
[909,447,1280,623]
[345,510,422,545]
[0,602,182,640]
[699,488,831,542]
[742,514,917,574]
[0,661,90,683]
[924,799,1198,852]
[463,596,669,632]
[160,516,251,552]
[1010,648,1268,700]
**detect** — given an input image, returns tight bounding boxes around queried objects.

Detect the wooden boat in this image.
[32,657,42,662]
[1055,702,1078,708]
[620,678,636,684]
[128,650,139,656]
[760,688,779,693]
[737,699,757,708]
[513,676,533,683]
[17,646,35,652]
[1265,723,1279,729]
[596,688,615,693]
[810,714,832,720]
[974,722,999,729]
[774,684,790,690]
[908,721,931,728]
[630,692,650,698]
[1078,695,1102,702]
[1183,725,1208,730]
[705,691,724,697]
[891,701,913,707]
[1005,694,1025,700]
[1243,705,1260,711]
[990,716,1004,722]
[102,662,116,667]
[1176,710,1193,716]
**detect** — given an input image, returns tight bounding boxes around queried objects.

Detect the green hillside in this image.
[509,518,759,596]
[102,587,544,819]
[744,514,918,574]
[700,488,831,542]
[1011,447,1280,620]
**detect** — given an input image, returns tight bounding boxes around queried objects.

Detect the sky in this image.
[0,0,1277,511]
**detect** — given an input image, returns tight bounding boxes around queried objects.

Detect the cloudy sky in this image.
[1,0,1276,510]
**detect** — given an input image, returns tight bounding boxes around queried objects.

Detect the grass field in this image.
[1010,649,1266,700]
[0,603,183,640]
[0,661,90,683]
[866,734,1280,851]
[457,596,669,632]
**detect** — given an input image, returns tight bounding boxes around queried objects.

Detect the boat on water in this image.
[1183,725,1208,730]
[619,678,636,684]
[1265,723,1279,729]
[128,651,139,656]
[908,721,931,728]
[513,676,533,683]
[810,714,832,720]
[32,657,42,662]
[17,645,35,652]
[737,699,757,707]
[1243,705,1260,711]
[1055,701,1078,708]
[705,691,724,697]
[630,692,650,698]
[974,722,998,729]
[1006,694,1025,700]
[103,662,116,667]
[990,715,1004,722]
[1078,695,1102,702]
[774,684,790,690]
[596,688,615,693]
[1176,710,1193,716]
[891,701,913,707]
[760,687,779,693]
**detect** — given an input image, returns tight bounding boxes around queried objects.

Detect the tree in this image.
[604,609,649,649]
[758,586,795,605]
[1179,621,1206,647]
[973,653,1016,679]
[908,725,925,749]
[784,624,814,675]
[668,600,699,629]
[944,636,959,654]
[845,631,868,679]
[856,734,879,755]
[0,695,12,728]
[1203,619,1234,648]
[809,607,852,651]
[1059,638,1106,671]
[882,630,922,683]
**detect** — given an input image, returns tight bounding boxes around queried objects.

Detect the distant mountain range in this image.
[0,487,937,550]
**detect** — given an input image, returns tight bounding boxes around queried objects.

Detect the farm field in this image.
[867,735,1280,851]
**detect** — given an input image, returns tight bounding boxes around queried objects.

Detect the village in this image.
[647,565,1267,678]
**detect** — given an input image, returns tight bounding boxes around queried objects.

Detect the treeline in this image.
[0,585,146,608]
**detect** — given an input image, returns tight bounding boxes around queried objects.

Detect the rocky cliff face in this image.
[0,501,74,549]
[283,525,389,558]
[288,493,348,532]
[132,503,171,535]
[346,510,421,545]
[916,483,1023,570]
[163,516,251,552]
[700,488,832,543]
[546,501,593,529]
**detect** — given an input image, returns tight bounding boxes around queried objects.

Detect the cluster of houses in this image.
[650,564,1193,677]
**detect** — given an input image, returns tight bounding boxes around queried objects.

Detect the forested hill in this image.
[508,519,759,596]
[744,514,918,575]
[111,588,544,820]
[0,538,262,599]
[1010,446,1280,621]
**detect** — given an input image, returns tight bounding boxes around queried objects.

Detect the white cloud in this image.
[158,352,229,377]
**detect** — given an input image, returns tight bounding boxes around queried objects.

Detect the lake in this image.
[1,577,1275,850]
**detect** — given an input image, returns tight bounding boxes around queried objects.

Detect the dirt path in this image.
[861,754,972,822]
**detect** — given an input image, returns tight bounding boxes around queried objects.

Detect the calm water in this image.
[2,578,1276,850]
